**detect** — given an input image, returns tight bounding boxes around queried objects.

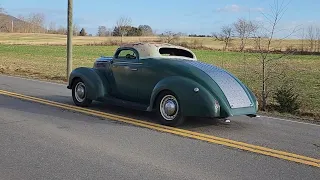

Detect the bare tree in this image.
[47,22,70,35]
[316,27,320,52]
[252,0,296,111]
[29,13,46,33]
[233,18,259,51]
[56,25,67,35]
[97,26,108,36]
[307,25,315,52]
[305,25,320,53]
[159,31,181,43]
[16,15,28,33]
[0,6,9,32]
[300,27,305,52]
[18,13,46,33]
[115,16,132,43]
[0,6,5,14]
[73,23,79,36]
[213,25,233,50]
[48,21,56,33]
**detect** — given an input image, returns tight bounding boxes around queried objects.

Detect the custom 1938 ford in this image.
[67,42,258,126]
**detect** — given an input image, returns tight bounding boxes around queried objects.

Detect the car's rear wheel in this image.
[72,78,92,107]
[155,91,185,127]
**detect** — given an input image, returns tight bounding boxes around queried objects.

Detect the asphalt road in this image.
[0,75,319,159]
[0,74,319,179]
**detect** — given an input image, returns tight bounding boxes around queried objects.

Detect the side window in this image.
[116,49,137,60]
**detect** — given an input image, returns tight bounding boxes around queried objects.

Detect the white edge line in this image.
[0,74,67,86]
[259,115,320,127]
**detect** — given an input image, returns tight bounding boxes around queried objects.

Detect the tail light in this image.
[214,100,220,115]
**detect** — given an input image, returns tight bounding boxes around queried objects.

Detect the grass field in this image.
[0,43,319,120]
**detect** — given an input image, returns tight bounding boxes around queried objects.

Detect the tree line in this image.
[212,17,320,53]
[0,7,154,37]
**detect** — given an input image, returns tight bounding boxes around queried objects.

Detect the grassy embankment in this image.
[0,33,319,121]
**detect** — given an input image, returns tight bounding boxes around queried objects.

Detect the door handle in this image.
[130,68,138,71]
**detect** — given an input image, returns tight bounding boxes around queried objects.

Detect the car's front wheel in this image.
[72,78,92,107]
[155,91,185,127]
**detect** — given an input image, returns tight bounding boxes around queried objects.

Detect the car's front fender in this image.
[67,67,109,100]
[148,76,220,117]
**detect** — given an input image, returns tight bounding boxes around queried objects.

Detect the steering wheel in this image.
[125,54,135,59]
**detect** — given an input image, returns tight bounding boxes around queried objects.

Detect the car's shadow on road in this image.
[39,95,235,128]
[1,93,254,139]
[22,95,250,133]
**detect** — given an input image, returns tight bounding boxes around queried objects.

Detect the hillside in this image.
[0,13,26,32]
[0,13,45,33]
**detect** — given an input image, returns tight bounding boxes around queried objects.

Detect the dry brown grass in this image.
[0,33,304,51]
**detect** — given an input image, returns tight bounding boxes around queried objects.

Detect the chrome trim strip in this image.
[113,62,143,65]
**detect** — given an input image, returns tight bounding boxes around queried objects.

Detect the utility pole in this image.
[67,0,73,81]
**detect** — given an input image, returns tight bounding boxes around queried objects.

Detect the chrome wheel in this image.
[74,82,86,103]
[159,95,179,121]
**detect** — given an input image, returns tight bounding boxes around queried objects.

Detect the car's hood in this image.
[183,60,253,109]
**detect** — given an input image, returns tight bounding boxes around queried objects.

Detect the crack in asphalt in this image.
[0,83,13,89]
[313,144,320,148]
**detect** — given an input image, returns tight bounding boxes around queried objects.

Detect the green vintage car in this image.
[67,42,258,126]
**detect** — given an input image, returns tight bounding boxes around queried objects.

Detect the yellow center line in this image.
[0,89,319,168]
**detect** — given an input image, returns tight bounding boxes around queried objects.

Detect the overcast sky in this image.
[1,0,319,37]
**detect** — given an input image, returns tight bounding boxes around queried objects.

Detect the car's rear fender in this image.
[67,67,109,100]
[147,76,220,117]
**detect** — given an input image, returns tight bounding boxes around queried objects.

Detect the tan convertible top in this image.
[119,42,197,60]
